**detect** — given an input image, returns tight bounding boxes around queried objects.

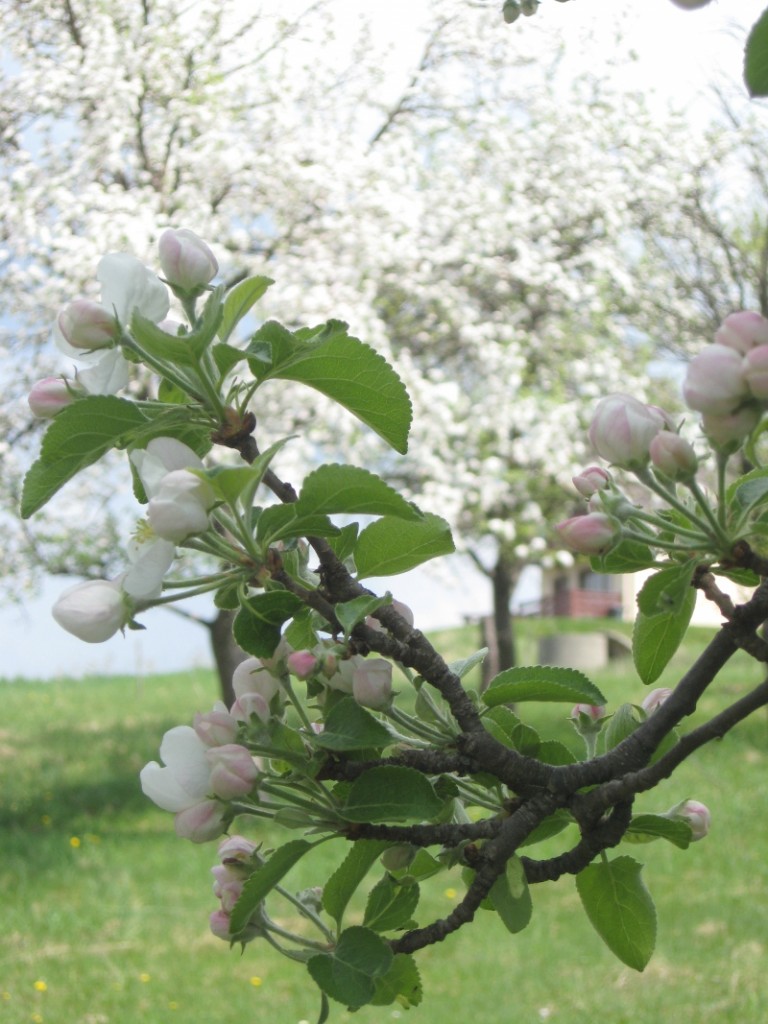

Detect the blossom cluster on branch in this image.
[21,230,768,1017]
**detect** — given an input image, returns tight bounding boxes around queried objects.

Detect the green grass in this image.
[2,619,768,1023]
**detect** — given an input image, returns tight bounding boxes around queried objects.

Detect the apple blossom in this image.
[147,469,216,543]
[641,688,673,714]
[352,658,394,709]
[232,658,281,704]
[701,406,761,449]
[218,835,258,865]
[27,377,76,418]
[51,579,127,643]
[159,228,218,295]
[666,799,711,841]
[555,513,619,555]
[207,744,259,800]
[131,437,206,498]
[175,800,230,843]
[209,908,234,941]
[97,252,170,325]
[572,466,611,499]
[140,725,213,813]
[231,691,271,725]
[649,431,698,480]
[56,299,118,352]
[365,600,415,632]
[715,311,768,354]
[588,394,665,468]
[286,650,320,679]
[121,534,176,601]
[743,346,768,400]
[194,703,239,747]
[682,344,748,416]
[570,704,606,722]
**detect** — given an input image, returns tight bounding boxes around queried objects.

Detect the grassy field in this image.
[2,617,768,1024]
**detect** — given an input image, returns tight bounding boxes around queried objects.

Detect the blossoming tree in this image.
[21,218,768,1015]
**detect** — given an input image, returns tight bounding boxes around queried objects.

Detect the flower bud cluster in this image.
[683,312,768,448]
[286,643,395,711]
[209,835,264,943]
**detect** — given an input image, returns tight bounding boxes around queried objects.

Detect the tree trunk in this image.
[208,608,249,707]
[491,554,517,672]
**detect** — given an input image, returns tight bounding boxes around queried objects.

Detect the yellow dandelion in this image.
[31,1014,44,1023]
[139,973,151,984]
[444,887,457,899]
[69,836,81,849]
[33,980,47,993]
[168,1001,179,1010]
[2,990,11,1000]
[249,976,262,987]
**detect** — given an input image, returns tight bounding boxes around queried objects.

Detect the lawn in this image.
[2,618,768,1024]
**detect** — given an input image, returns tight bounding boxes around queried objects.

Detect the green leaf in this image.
[248,320,412,453]
[483,706,540,755]
[233,591,303,658]
[131,313,198,366]
[326,523,359,563]
[575,855,656,971]
[342,767,444,823]
[21,396,147,517]
[518,809,572,848]
[211,342,248,377]
[323,840,391,928]
[283,608,319,652]
[297,464,422,520]
[355,513,455,579]
[730,467,768,510]
[590,539,655,574]
[256,504,341,545]
[483,666,606,707]
[370,954,422,1008]
[314,698,393,752]
[334,594,392,636]
[602,702,641,752]
[624,814,691,850]
[307,926,393,1008]
[745,7,768,97]
[488,856,533,934]
[230,839,312,935]
[448,648,489,681]
[537,739,578,766]
[636,562,696,617]
[633,586,696,685]
[363,876,420,932]
[218,274,273,343]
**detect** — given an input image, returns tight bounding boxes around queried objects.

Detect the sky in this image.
[3,0,768,681]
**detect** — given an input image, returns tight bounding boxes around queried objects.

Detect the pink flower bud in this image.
[52,579,127,643]
[286,650,319,679]
[570,704,606,722]
[701,406,761,449]
[352,658,393,709]
[555,513,619,555]
[218,834,258,865]
[28,377,76,418]
[366,600,416,632]
[212,871,245,912]
[147,469,215,543]
[666,799,711,841]
[715,311,768,354]
[588,394,665,468]
[641,687,673,714]
[231,692,271,725]
[194,703,239,746]
[743,345,768,400]
[572,466,611,499]
[174,800,229,843]
[57,299,119,349]
[209,908,233,940]
[159,228,218,295]
[206,744,259,800]
[649,431,698,480]
[683,344,748,416]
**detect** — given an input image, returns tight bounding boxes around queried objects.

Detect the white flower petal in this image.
[158,725,212,801]
[123,537,176,599]
[140,761,199,812]
[97,252,170,324]
[76,350,130,395]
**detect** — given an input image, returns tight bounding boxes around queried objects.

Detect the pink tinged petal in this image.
[97,252,170,324]
[588,394,664,468]
[701,406,760,448]
[56,299,118,352]
[207,744,259,800]
[555,513,619,555]
[572,466,611,499]
[744,345,768,400]
[28,377,76,418]
[174,800,228,843]
[209,909,233,940]
[194,705,239,747]
[715,310,768,354]
[231,692,271,724]
[570,704,605,722]
[159,228,218,293]
[641,688,673,714]
[649,431,698,480]
[286,650,319,679]
[218,834,258,864]
[352,658,393,709]
[683,345,748,416]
